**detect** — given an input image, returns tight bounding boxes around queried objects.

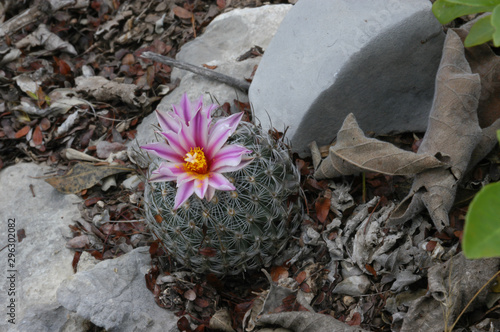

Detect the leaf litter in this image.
[2,1,500,332]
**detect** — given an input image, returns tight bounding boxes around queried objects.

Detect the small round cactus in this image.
[143,94,302,276]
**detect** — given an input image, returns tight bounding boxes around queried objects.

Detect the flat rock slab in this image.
[57,247,177,332]
[249,0,445,156]
[130,5,291,165]
[0,163,84,331]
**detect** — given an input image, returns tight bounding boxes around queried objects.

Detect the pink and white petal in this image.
[178,93,192,123]
[141,142,184,162]
[205,186,216,202]
[157,162,186,177]
[149,172,176,182]
[210,144,252,171]
[193,95,203,114]
[162,130,189,155]
[211,157,253,173]
[156,110,180,133]
[209,112,243,136]
[193,177,209,199]
[206,127,232,159]
[187,108,209,148]
[208,172,236,191]
[174,180,196,209]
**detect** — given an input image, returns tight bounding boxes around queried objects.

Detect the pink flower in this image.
[141,95,252,209]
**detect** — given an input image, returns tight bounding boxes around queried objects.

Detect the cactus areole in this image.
[142,94,302,276]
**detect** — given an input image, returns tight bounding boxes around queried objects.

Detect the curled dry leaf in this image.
[44,162,134,194]
[388,30,482,231]
[15,24,77,55]
[312,114,444,179]
[401,253,500,332]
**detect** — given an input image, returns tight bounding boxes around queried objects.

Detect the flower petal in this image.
[208,173,236,191]
[206,127,232,159]
[184,108,209,148]
[174,180,195,209]
[156,110,180,133]
[210,144,252,171]
[141,142,184,162]
[162,130,189,155]
[194,177,209,199]
[205,186,216,201]
[212,156,254,173]
[209,112,243,136]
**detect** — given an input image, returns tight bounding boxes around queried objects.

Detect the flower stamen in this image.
[184,147,208,174]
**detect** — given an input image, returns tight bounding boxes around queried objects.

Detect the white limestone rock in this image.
[249,0,445,156]
[0,163,87,332]
[57,247,177,332]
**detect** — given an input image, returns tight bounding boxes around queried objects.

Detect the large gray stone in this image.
[0,163,87,332]
[130,5,291,164]
[249,0,445,156]
[57,247,178,332]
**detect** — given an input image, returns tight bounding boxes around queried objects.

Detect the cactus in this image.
[142,95,302,276]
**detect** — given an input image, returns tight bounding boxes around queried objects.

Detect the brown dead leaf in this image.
[389,30,482,231]
[66,234,90,248]
[216,0,226,10]
[270,266,289,282]
[312,114,444,179]
[44,162,134,194]
[32,125,43,146]
[315,197,330,223]
[14,125,30,138]
[454,29,500,128]
[173,6,193,19]
[202,63,217,70]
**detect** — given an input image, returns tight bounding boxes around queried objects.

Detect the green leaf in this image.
[465,14,494,47]
[463,182,500,259]
[432,0,496,24]
[447,0,500,6]
[26,90,38,100]
[497,129,500,143]
[492,6,500,46]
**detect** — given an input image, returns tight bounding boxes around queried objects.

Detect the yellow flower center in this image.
[184,147,208,174]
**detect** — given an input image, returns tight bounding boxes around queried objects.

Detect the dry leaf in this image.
[312,114,444,179]
[173,6,193,19]
[32,125,43,146]
[209,308,235,332]
[44,162,134,194]
[15,125,30,139]
[389,30,482,231]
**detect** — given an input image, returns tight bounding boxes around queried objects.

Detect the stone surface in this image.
[249,0,445,156]
[57,247,178,332]
[129,5,291,164]
[0,163,88,331]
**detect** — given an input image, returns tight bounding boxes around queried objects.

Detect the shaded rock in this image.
[57,247,177,332]
[0,163,87,332]
[249,0,445,156]
[332,275,371,296]
[129,5,291,166]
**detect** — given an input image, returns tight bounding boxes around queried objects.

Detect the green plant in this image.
[432,0,500,47]
[142,94,302,276]
[462,129,500,259]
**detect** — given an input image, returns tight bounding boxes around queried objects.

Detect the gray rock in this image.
[57,247,178,332]
[332,275,371,296]
[249,0,445,156]
[129,5,291,165]
[0,163,87,332]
